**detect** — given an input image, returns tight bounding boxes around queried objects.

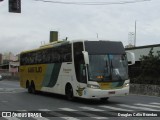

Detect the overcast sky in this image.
[0,0,160,54]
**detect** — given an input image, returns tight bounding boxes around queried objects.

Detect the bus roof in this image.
[20,40,124,54]
[20,40,70,54]
[85,41,125,54]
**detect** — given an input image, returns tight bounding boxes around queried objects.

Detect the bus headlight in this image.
[87,84,100,89]
[123,83,130,87]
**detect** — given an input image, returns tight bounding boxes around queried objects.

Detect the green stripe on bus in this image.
[43,63,62,87]
[42,64,54,87]
[48,63,62,87]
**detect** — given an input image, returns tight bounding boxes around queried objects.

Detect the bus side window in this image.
[73,42,87,83]
[60,44,72,62]
[80,64,87,83]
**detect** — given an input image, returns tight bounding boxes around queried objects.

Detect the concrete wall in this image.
[130,84,160,96]
[125,44,160,63]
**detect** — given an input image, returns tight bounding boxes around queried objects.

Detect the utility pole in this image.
[134,20,137,47]
[128,32,135,47]
[96,33,99,39]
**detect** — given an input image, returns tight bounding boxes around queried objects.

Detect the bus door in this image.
[75,62,87,97]
[74,42,87,97]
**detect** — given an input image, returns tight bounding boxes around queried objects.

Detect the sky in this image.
[0,0,160,54]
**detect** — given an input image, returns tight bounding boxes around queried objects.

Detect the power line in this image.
[34,0,151,5]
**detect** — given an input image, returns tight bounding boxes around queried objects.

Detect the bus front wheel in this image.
[65,84,74,100]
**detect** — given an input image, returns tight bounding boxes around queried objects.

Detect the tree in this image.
[138,48,160,84]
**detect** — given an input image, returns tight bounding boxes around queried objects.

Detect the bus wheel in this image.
[28,85,32,93]
[65,84,74,100]
[31,82,36,94]
[100,97,109,102]
[26,81,32,93]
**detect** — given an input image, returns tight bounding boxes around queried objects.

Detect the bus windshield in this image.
[88,54,128,82]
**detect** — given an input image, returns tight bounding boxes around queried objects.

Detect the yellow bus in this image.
[20,40,135,101]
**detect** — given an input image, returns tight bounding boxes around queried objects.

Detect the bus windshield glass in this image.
[88,54,128,81]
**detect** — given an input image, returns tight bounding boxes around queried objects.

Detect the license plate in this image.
[109,91,115,94]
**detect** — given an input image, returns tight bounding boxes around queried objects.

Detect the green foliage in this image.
[132,48,160,85]
[140,48,160,77]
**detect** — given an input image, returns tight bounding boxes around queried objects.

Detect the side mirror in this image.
[126,51,135,65]
[82,51,89,65]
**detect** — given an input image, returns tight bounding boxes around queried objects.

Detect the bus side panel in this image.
[60,62,87,98]
[41,62,80,96]
[41,63,62,94]
[19,64,47,90]
[19,66,26,88]
[60,62,76,95]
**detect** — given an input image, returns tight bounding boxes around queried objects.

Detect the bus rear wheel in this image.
[30,81,36,94]
[28,85,32,93]
[26,81,32,93]
[65,84,74,101]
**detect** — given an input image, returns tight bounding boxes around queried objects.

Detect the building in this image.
[0,52,19,77]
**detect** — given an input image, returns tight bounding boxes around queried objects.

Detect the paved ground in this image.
[0,79,160,120]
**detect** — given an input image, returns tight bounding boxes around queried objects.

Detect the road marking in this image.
[59,108,78,111]
[91,117,108,119]
[118,104,160,111]
[60,117,80,120]
[58,107,109,118]
[59,107,108,118]
[58,107,88,119]
[79,107,105,111]
[0,100,8,103]
[2,118,21,120]
[0,88,24,94]
[99,105,133,111]
[0,88,23,90]
[31,117,50,120]
[38,109,51,111]
[135,103,160,109]
[150,102,160,105]
[17,110,27,112]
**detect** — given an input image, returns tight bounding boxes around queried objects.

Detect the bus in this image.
[19,40,135,101]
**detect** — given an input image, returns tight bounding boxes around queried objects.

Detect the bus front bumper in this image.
[82,87,129,99]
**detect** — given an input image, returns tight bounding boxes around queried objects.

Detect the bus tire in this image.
[31,81,36,94]
[28,86,32,93]
[65,84,74,101]
[26,81,31,93]
[27,82,32,93]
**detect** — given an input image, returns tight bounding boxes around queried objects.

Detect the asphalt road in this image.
[0,79,160,120]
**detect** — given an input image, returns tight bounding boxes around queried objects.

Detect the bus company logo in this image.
[28,67,42,73]
[76,86,85,96]
[63,68,71,73]
[2,112,11,117]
